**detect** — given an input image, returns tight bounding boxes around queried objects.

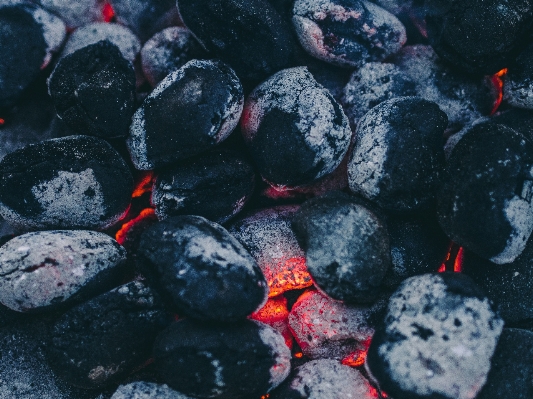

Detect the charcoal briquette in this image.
[40,0,106,29]
[153,319,291,399]
[111,382,192,399]
[504,42,533,109]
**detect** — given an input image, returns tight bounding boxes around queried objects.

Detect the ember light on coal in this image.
[3,0,533,398]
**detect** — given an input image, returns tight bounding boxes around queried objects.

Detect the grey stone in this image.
[111,382,192,399]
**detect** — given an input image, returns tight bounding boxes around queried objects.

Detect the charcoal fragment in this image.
[127,60,243,170]
[504,43,533,109]
[138,216,268,322]
[111,382,192,399]
[40,0,106,29]
[153,319,291,398]
[366,273,504,399]
[0,135,133,230]
[48,40,136,139]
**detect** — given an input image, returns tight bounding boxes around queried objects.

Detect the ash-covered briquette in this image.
[292,0,406,68]
[177,0,297,81]
[112,382,192,399]
[40,0,105,29]
[366,273,504,399]
[141,27,205,87]
[425,0,533,75]
[0,135,133,231]
[438,123,533,264]
[152,149,255,224]
[0,5,47,108]
[48,40,136,139]
[348,97,447,212]
[504,42,533,109]
[288,290,386,360]
[241,67,351,187]
[476,328,533,399]
[0,230,126,313]
[228,206,312,297]
[383,212,450,288]
[127,59,243,170]
[138,216,268,322]
[341,62,417,127]
[46,281,172,389]
[153,319,291,399]
[62,23,141,63]
[391,45,495,133]
[292,192,390,303]
[271,359,375,399]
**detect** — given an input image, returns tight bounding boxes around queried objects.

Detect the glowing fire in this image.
[438,243,464,273]
[267,257,313,297]
[251,296,293,349]
[341,338,372,368]
[490,68,508,115]
[102,3,115,22]
[115,208,156,245]
[454,247,464,273]
[132,171,154,198]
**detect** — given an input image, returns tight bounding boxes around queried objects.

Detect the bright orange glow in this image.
[294,351,303,358]
[341,338,372,367]
[132,171,154,198]
[267,257,313,297]
[437,263,446,273]
[102,3,115,22]
[490,68,508,115]
[260,395,270,399]
[251,296,293,349]
[454,247,464,273]
[115,208,156,245]
[369,386,381,398]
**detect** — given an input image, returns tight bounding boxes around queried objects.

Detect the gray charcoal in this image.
[111,382,192,399]
[292,0,406,68]
[370,0,414,15]
[0,230,126,312]
[367,273,504,399]
[40,0,106,29]
[504,43,533,109]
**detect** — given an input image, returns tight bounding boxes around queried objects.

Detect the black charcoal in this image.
[348,97,447,212]
[127,60,243,170]
[40,0,105,29]
[0,230,126,312]
[152,149,255,224]
[48,40,136,139]
[46,281,172,389]
[0,135,133,230]
[112,382,192,399]
[504,43,533,109]
[153,319,291,398]
[292,0,406,68]
[241,67,351,187]
[138,216,268,322]
[367,273,504,399]
[293,192,390,303]
[437,123,533,264]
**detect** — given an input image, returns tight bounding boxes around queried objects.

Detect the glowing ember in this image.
[454,247,464,272]
[260,395,270,399]
[0,118,4,126]
[267,257,313,297]
[132,171,154,198]
[102,3,115,22]
[490,68,508,115]
[115,208,156,246]
[251,296,293,349]
[439,242,463,272]
[294,351,303,358]
[341,338,372,367]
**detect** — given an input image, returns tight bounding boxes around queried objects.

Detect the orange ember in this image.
[294,351,303,358]
[437,263,446,273]
[102,3,115,22]
[454,247,464,273]
[0,118,4,126]
[132,171,155,198]
[115,208,156,245]
[490,68,508,115]
[260,395,270,399]
[267,257,313,297]
[251,296,293,349]
[341,338,372,367]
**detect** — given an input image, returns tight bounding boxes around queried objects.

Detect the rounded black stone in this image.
[46,281,172,389]
[138,215,268,322]
[292,192,391,303]
[153,319,291,399]
[152,149,255,224]
[348,97,448,212]
[0,135,133,230]
[177,0,298,81]
[0,5,47,108]
[437,122,533,264]
[48,40,136,139]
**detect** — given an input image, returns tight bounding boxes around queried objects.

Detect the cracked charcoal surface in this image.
[241,67,351,187]
[476,328,533,399]
[62,23,141,63]
[292,0,406,68]
[293,192,390,303]
[138,215,268,322]
[177,0,297,81]
[288,290,386,360]
[0,230,126,313]
[437,122,533,264]
[228,206,311,297]
[127,59,243,170]
[0,5,47,108]
[153,319,291,399]
[152,149,255,224]
[46,281,172,389]
[504,42,533,109]
[48,40,136,139]
[271,359,375,399]
[141,27,206,87]
[40,0,105,29]
[0,135,133,231]
[341,62,417,127]
[425,0,533,75]
[366,273,504,399]
[111,382,193,399]
[348,97,447,212]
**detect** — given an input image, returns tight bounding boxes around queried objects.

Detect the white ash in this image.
[127,106,150,170]
[111,382,193,399]
[39,0,105,29]
[503,75,533,109]
[62,22,141,63]
[255,320,292,389]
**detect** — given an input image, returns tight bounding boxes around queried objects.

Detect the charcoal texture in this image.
[127,60,243,170]
[153,319,291,398]
[48,40,136,139]
[438,123,533,264]
[504,42,533,109]
[177,0,297,81]
[152,149,255,224]
[40,0,105,29]
[348,97,448,212]
[0,135,133,230]
[46,281,172,389]
[111,382,192,399]
[367,273,504,399]
[138,216,268,322]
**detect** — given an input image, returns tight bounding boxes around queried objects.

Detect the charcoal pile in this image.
[2,0,533,398]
